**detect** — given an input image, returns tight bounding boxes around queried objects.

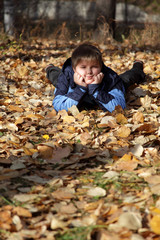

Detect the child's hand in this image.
[74,72,87,87]
[91,72,104,84]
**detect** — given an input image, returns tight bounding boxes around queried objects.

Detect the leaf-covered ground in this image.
[0,39,160,240]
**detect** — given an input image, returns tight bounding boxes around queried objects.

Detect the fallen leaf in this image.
[115,126,131,138]
[79,132,92,145]
[52,189,75,200]
[87,187,106,197]
[50,216,67,230]
[132,112,144,123]
[46,109,57,118]
[62,115,75,124]
[68,105,79,116]
[150,215,160,234]
[18,66,29,76]
[118,212,142,230]
[13,207,32,218]
[130,144,144,157]
[116,113,128,124]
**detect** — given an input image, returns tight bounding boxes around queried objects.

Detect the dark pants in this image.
[47,64,145,92]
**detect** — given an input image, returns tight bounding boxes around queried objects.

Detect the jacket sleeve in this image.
[88,73,126,112]
[53,72,87,112]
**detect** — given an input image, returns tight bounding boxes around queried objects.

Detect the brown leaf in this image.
[52,189,75,200]
[59,203,77,214]
[37,145,54,159]
[114,154,138,171]
[132,112,144,124]
[37,145,72,163]
[79,132,92,145]
[134,123,157,134]
[140,95,152,109]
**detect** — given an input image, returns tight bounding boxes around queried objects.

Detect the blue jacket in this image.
[53,58,126,112]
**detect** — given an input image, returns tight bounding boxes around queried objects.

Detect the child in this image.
[46,43,145,112]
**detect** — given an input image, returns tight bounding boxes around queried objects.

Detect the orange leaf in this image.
[8,105,24,112]
[46,109,57,118]
[15,117,24,125]
[13,207,32,218]
[26,114,44,119]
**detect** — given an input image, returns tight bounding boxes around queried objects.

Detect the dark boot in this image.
[119,60,146,91]
[45,64,62,87]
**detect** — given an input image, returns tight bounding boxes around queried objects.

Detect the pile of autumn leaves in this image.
[0,40,160,239]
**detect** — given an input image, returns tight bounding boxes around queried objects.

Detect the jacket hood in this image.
[62,57,72,72]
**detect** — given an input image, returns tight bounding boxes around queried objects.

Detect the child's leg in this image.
[119,61,146,91]
[45,64,62,87]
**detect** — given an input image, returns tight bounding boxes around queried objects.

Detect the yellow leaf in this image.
[144,65,152,74]
[150,207,160,215]
[116,113,128,124]
[62,115,75,124]
[150,215,160,234]
[115,126,131,138]
[18,66,29,76]
[23,147,37,156]
[119,153,132,161]
[42,134,50,140]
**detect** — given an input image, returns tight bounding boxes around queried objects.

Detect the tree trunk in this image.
[3,0,15,35]
[95,0,116,37]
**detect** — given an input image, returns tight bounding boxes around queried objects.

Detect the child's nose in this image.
[87,68,92,74]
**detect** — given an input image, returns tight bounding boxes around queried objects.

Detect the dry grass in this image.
[128,22,160,49]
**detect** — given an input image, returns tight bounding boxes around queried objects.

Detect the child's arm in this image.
[91,72,104,84]
[88,73,126,112]
[53,73,87,112]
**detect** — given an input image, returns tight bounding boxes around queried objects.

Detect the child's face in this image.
[74,59,101,84]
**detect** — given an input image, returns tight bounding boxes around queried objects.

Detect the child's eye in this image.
[93,66,99,68]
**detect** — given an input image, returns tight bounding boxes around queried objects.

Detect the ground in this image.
[0,37,160,240]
